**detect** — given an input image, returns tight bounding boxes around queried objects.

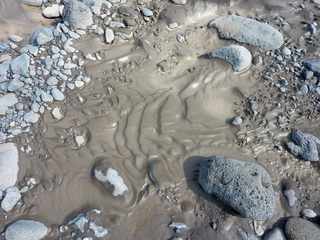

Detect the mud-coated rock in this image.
[63,0,93,30]
[5,220,48,240]
[198,156,275,220]
[209,45,252,72]
[285,217,320,240]
[287,129,320,161]
[209,15,284,50]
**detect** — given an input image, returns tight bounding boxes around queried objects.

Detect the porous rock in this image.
[198,156,275,220]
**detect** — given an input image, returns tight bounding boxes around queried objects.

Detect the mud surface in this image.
[2,0,320,239]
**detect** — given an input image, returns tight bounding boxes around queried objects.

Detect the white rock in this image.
[42,4,62,18]
[1,186,21,212]
[51,107,64,120]
[24,111,40,123]
[302,209,317,218]
[94,168,128,197]
[105,28,115,44]
[171,0,187,4]
[0,94,18,115]
[89,222,109,238]
[0,143,19,191]
[51,88,65,101]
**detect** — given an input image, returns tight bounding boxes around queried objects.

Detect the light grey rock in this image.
[285,217,320,240]
[24,111,40,123]
[198,156,275,220]
[263,228,286,240]
[51,88,65,101]
[0,43,9,53]
[283,189,297,207]
[81,0,110,15]
[210,45,252,72]
[304,59,320,75]
[302,209,317,219]
[8,79,24,92]
[42,4,63,18]
[5,220,48,240]
[63,0,93,30]
[31,28,54,46]
[0,143,19,191]
[171,0,187,5]
[1,186,21,212]
[89,222,109,238]
[287,129,320,161]
[21,0,42,6]
[47,76,58,86]
[9,35,23,43]
[51,107,64,120]
[0,94,18,115]
[209,15,284,50]
[282,47,291,56]
[105,28,115,43]
[232,116,243,126]
[142,7,153,17]
[0,61,10,79]
[169,222,189,233]
[20,45,39,56]
[10,54,30,76]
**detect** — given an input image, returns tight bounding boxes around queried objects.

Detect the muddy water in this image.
[1,0,293,236]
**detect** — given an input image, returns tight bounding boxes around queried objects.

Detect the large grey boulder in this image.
[285,217,320,240]
[198,156,275,221]
[0,143,19,192]
[287,129,320,161]
[209,15,284,50]
[5,220,48,240]
[63,0,93,30]
[209,45,252,72]
[31,28,54,46]
[10,54,30,76]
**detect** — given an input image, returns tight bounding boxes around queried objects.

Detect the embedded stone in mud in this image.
[0,143,19,192]
[287,129,320,161]
[285,217,320,240]
[198,156,275,221]
[5,220,48,240]
[63,0,93,30]
[94,165,129,197]
[209,15,284,50]
[209,45,252,72]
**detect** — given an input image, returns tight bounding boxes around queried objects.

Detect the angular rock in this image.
[24,111,40,123]
[0,143,19,191]
[10,54,30,76]
[304,59,320,75]
[51,88,65,101]
[209,45,252,72]
[285,217,320,240]
[287,129,320,161]
[198,156,275,220]
[42,4,63,18]
[63,0,93,30]
[1,186,21,212]
[31,28,54,45]
[209,15,284,50]
[0,94,18,115]
[5,220,48,240]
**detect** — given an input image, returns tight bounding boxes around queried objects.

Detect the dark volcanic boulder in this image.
[198,156,275,221]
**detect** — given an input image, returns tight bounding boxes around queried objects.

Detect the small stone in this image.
[198,156,275,220]
[10,54,30,76]
[31,28,54,45]
[302,209,317,218]
[171,0,187,5]
[232,116,243,126]
[89,222,109,238]
[5,220,48,240]
[0,94,18,115]
[42,4,62,18]
[141,7,153,17]
[1,186,21,212]
[24,111,40,123]
[51,88,65,101]
[47,76,58,86]
[285,217,320,240]
[105,28,115,44]
[9,35,23,43]
[283,189,297,207]
[169,222,189,233]
[75,80,85,88]
[0,143,19,191]
[282,47,291,56]
[51,107,64,120]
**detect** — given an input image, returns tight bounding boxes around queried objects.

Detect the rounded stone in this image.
[285,217,320,240]
[5,220,48,240]
[198,156,275,220]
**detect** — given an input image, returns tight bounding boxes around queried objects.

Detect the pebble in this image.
[5,220,48,240]
[285,217,320,240]
[42,4,63,18]
[0,143,19,191]
[283,189,297,207]
[210,45,252,72]
[51,107,64,120]
[282,47,291,56]
[51,88,65,101]
[198,156,275,220]
[1,186,21,212]
[105,28,115,44]
[171,0,187,4]
[24,111,40,123]
[142,7,153,17]
[302,209,317,218]
[210,15,284,50]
